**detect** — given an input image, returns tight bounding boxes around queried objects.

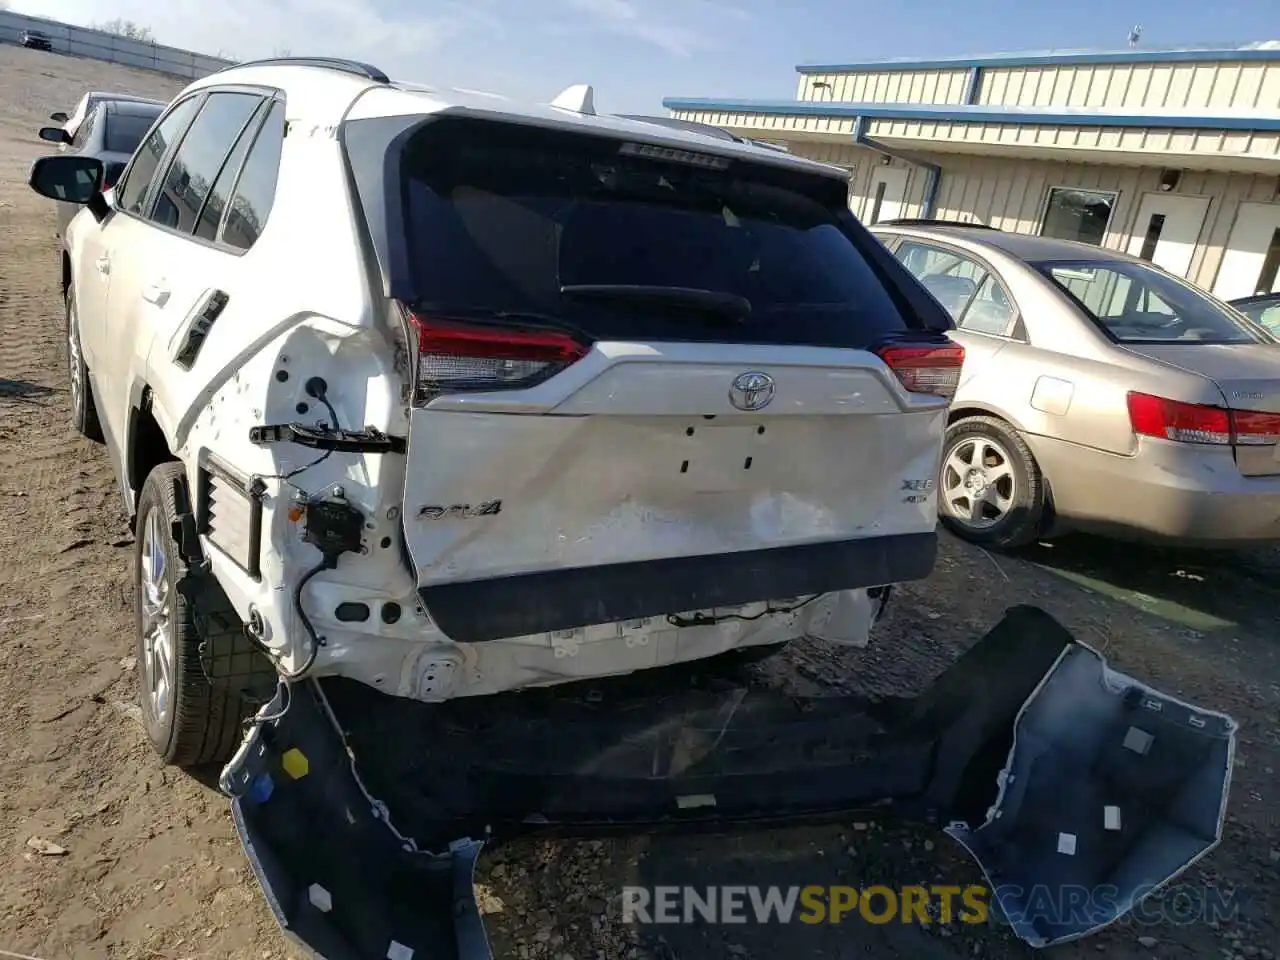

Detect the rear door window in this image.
[114,96,201,218]
[217,99,285,251]
[193,100,267,242]
[894,240,1016,336]
[150,92,265,235]
[400,119,909,347]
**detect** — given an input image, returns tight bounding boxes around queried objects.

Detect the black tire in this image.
[938,415,1046,549]
[135,463,247,767]
[65,285,104,442]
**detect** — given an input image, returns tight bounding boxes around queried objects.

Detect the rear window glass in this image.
[104,112,159,154]
[400,119,907,347]
[1036,260,1268,345]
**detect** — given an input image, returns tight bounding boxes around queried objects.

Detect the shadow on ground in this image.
[1013,533,1280,637]
[0,377,55,403]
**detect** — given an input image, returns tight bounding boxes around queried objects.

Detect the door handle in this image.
[95,255,110,277]
[142,281,170,306]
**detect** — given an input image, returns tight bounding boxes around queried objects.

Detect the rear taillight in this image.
[1228,409,1280,445]
[1127,393,1230,444]
[874,341,965,401]
[1126,392,1280,446]
[405,310,589,405]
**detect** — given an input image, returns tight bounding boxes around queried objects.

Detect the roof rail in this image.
[879,218,1000,230]
[742,138,790,153]
[214,57,390,83]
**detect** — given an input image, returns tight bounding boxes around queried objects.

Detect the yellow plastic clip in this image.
[281,747,310,780]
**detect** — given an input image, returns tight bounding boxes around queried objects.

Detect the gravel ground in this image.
[0,42,1277,960]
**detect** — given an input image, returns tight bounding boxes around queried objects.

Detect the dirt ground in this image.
[0,42,1277,960]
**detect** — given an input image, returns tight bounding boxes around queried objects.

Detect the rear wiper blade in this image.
[559,284,752,321]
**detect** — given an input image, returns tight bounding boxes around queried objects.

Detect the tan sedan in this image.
[871,222,1280,549]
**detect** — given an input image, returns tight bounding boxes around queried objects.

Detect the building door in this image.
[865,166,908,224]
[1213,202,1280,300]
[1124,193,1209,278]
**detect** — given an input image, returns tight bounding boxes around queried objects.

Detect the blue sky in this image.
[13,0,1280,113]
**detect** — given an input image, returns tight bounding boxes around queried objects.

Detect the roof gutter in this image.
[852,116,942,219]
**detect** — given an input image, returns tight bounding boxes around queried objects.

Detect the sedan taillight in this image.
[1127,392,1280,446]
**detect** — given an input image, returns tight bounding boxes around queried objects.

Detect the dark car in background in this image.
[21,29,54,51]
[1231,293,1280,336]
[37,99,164,237]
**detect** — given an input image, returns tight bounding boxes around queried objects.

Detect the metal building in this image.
[664,45,1280,300]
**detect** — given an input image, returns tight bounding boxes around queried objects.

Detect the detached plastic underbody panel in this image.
[221,606,1236,959]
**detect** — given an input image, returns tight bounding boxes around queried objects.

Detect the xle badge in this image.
[418,500,503,520]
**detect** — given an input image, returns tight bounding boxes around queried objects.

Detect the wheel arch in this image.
[947,401,1028,432]
[943,406,1060,541]
[126,385,180,520]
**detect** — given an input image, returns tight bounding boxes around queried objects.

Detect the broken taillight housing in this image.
[1127,391,1280,446]
[404,309,589,405]
[874,341,965,401]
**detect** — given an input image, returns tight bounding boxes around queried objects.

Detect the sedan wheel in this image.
[938,415,1046,549]
[941,436,1017,529]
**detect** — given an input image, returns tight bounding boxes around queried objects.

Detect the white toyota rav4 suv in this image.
[30,57,961,769]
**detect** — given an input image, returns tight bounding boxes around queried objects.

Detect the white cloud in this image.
[560,0,713,57]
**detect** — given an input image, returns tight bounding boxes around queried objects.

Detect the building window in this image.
[1040,187,1116,246]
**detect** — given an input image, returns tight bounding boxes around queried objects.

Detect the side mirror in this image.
[49,111,68,123]
[28,154,105,206]
[38,126,70,144]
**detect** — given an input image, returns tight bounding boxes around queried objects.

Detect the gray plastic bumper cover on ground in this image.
[220,605,1236,959]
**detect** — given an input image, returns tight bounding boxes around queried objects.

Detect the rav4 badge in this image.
[418,500,503,520]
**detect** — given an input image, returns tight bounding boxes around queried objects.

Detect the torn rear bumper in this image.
[221,605,1236,958]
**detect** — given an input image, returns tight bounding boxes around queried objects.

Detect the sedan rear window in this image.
[104,112,160,155]
[400,118,909,347]
[1035,260,1269,345]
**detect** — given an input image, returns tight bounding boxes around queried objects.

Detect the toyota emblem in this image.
[729,371,775,411]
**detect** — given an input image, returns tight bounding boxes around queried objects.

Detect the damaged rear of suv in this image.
[331,109,963,690]
[27,57,1238,960]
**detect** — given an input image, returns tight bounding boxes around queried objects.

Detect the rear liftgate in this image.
[221,605,1236,958]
